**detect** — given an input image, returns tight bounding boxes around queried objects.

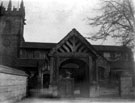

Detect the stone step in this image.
[99,88,119,96]
[29,88,58,98]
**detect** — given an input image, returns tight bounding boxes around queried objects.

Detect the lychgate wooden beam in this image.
[75,41,82,52]
[58,47,65,53]
[54,52,89,58]
[78,46,86,53]
[62,44,70,52]
[65,41,72,52]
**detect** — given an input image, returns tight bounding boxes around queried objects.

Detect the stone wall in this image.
[89,85,119,97]
[0,65,27,103]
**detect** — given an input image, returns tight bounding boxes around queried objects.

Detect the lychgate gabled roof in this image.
[49,28,98,57]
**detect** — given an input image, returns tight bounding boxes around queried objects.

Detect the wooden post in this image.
[41,66,44,89]
[88,56,92,97]
[96,60,98,85]
[37,63,41,89]
[56,56,60,84]
[89,56,92,85]
[50,57,54,85]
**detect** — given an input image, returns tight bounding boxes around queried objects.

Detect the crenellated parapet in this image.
[0,0,25,18]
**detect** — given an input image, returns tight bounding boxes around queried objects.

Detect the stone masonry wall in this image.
[0,65,27,103]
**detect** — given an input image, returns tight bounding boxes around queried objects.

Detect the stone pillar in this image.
[89,57,99,97]
[119,72,132,96]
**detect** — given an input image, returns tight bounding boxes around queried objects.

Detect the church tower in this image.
[0,0,25,67]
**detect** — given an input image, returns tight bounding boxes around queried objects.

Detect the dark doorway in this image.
[98,67,105,81]
[59,58,89,97]
[43,74,50,88]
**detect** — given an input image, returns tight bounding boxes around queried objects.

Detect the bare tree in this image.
[88,0,135,48]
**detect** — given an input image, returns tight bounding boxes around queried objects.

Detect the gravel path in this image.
[17,97,135,103]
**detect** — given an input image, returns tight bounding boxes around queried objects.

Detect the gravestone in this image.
[119,72,132,96]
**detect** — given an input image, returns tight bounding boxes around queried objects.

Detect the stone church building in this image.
[0,0,134,97]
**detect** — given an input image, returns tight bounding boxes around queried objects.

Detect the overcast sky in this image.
[23,0,102,44]
[3,0,111,44]
[1,0,134,46]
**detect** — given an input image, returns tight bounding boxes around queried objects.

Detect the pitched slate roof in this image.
[49,28,98,56]
[20,42,56,49]
[19,29,131,53]
[94,45,131,52]
[0,65,28,76]
[20,41,131,53]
